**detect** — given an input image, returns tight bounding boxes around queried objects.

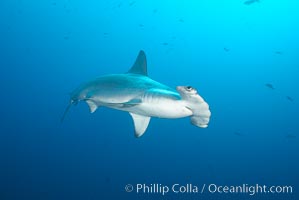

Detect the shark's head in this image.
[176,86,211,128]
[176,86,203,102]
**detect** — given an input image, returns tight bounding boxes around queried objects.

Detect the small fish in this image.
[63,4,71,13]
[129,1,136,6]
[179,19,184,23]
[152,9,158,14]
[244,0,260,5]
[138,24,144,28]
[117,2,123,8]
[286,134,296,139]
[265,83,275,90]
[234,131,243,136]
[275,51,283,55]
[165,47,174,54]
[286,96,294,102]
[63,32,71,40]
[224,47,230,52]
[162,42,169,46]
[63,35,70,40]
[103,32,109,38]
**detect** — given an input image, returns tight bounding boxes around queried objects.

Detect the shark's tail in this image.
[60,100,76,123]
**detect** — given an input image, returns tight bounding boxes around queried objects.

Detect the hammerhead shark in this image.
[62,50,211,137]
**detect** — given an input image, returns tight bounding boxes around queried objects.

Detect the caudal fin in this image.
[60,101,74,123]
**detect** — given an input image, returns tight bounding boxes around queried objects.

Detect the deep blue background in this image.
[0,0,298,199]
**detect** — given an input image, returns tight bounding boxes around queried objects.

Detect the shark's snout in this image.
[176,86,211,128]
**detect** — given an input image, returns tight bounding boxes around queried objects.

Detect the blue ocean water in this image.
[0,0,298,199]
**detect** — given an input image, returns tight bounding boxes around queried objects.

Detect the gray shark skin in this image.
[63,50,211,137]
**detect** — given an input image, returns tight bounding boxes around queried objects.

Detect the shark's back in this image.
[71,50,176,102]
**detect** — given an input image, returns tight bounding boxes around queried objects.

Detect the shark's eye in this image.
[186,86,193,91]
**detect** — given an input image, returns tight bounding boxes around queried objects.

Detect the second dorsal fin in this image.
[127,50,148,76]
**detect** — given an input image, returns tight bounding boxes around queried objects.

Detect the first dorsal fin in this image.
[127,50,148,76]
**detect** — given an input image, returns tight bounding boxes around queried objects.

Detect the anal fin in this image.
[129,113,151,138]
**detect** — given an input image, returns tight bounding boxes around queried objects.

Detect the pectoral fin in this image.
[129,113,151,138]
[122,99,142,107]
[85,99,98,113]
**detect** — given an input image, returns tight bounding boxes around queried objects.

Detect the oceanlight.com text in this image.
[207,184,293,196]
[124,183,293,196]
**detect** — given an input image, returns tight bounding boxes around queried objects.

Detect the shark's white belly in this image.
[116,99,192,118]
[135,102,192,118]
